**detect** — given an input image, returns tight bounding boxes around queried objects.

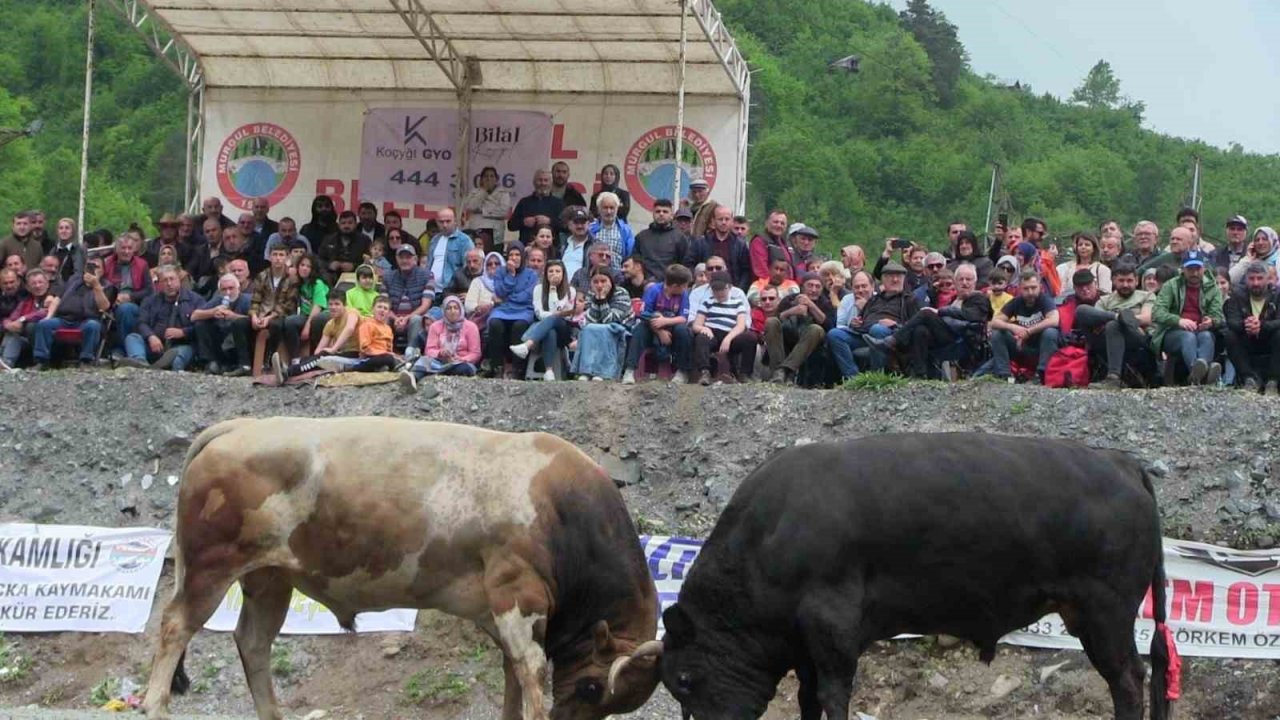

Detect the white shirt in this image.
[430,237,448,287]
[562,237,589,281]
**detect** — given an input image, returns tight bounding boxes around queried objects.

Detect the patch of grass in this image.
[88,677,119,707]
[0,635,32,685]
[40,685,66,706]
[634,514,667,535]
[840,371,909,392]
[270,644,293,678]
[402,668,471,705]
[1008,400,1032,416]
[191,662,220,694]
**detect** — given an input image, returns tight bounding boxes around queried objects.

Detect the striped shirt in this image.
[697,288,750,333]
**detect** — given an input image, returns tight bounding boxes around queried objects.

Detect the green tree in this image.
[898,0,969,108]
[1070,60,1122,109]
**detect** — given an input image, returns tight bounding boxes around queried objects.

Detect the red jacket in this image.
[7,294,54,324]
[103,255,153,303]
[748,234,794,282]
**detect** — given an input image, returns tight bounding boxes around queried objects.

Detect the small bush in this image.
[841,371,909,392]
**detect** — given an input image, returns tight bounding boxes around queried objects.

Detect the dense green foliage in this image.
[1,0,1278,252]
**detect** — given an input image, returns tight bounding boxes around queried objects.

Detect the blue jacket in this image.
[425,229,474,290]
[490,267,539,322]
[588,218,635,260]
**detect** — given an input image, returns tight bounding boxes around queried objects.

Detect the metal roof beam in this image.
[103,0,204,90]
[387,0,468,92]
[691,0,749,100]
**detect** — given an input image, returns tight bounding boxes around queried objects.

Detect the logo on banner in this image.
[624,125,718,211]
[1171,545,1280,577]
[108,539,160,573]
[216,123,302,210]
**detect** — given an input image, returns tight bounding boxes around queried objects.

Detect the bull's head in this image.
[659,604,776,720]
[549,620,663,720]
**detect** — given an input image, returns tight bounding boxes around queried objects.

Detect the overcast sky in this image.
[887,0,1280,155]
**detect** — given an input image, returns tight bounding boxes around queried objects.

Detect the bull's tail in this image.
[167,418,254,696]
[1141,466,1179,720]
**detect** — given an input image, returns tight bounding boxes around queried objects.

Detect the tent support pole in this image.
[673,0,689,205]
[78,0,96,234]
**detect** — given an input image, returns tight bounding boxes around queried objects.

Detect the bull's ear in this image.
[662,604,695,645]
[592,620,614,655]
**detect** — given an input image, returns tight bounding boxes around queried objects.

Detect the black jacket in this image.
[1225,289,1280,336]
[633,223,688,281]
[684,232,752,292]
[508,193,566,245]
[859,290,920,328]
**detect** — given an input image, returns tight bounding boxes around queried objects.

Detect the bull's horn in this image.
[605,640,664,698]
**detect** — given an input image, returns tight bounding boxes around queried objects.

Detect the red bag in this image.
[1043,345,1090,388]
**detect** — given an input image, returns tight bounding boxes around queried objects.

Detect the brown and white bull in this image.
[143,417,663,720]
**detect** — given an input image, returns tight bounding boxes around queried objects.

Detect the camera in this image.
[892,238,912,250]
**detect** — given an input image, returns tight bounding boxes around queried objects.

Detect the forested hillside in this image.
[1,0,1278,249]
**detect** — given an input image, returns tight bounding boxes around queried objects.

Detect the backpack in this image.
[1043,345,1090,389]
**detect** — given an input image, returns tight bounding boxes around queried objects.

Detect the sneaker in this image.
[543,369,556,382]
[0,358,12,373]
[592,375,606,382]
[1266,380,1279,396]
[270,352,286,385]
[1099,374,1124,391]
[403,347,420,363]
[1206,362,1222,386]
[698,369,712,386]
[398,369,418,393]
[1188,358,1209,385]
[226,365,251,378]
[672,371,689,385]
[116,357,151,370]
[509,343,530,360]
[205,361,223,376]
[621,369,636,385]
[577,375,591,382]
[1244,376,1262,392]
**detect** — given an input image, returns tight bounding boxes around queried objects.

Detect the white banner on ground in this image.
[0,524,171,633]
[204,584,416,635]
[644,536,1280,659]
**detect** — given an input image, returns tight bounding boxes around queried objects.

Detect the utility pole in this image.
[78,0,97,234]
[983,163,1001,236]
[1188,155,1202,212]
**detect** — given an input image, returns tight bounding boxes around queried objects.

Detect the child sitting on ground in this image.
[272,293,361,380]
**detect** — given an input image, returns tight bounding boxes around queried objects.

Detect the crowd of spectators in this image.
[3,169,1277,394]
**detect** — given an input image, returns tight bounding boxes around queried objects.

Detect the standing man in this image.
[588,192,634,274]
[1151,250,1224,386]
[424,207,474,297]
[733,216,750,241]
[686,180,710,219]
[789,225,819,274]
[1215,215,1249,272]
[945,221,968,259]
[549,161,587,209]
[748,210,793,282]
[356,202,385,244]
[195,197,234,243]
[0,212,41,271]
[508,169,565,246]
[633,198,687,282]
[685,205,752,292]
[251,198,278,239]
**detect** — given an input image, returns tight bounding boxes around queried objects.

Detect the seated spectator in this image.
[529,224,560,264]
[423,207,474,292]
[485,242,539,379]
[588,192,634,273]
[686,205,751,290]
[318,211,370,287]
[192,272,251,374]
[620,254,650,299]
[766,272,833,385]
[622,264,693,385]
[869,263,992,379]
[827,261,918,377]
[818,261,851,310]
[509,259,577,381]
[674,207,694,238]
[233,245,298,375]
[572,267,634,381]
[1223,261,1280,393]
[102,229,152,354]
[632,198,686,281]
[272,293,361,380]
[0,269,24,327]
[262,217,310,260]
[525,245,548,281]
[747,256,801,305]
[686,261,711,322]
[1100,231,1125,269]
[38,256,65,296]
[117,265,201,371]
[748,210,793,282]
[441,248,483,299]
[4,254,25,277]
[466,251,502,327]
[352,295,401,372]
[1,269,58,369]
[691,271,755,384]
[1228,226,1280,290]
[383,245,435,358]
[399,296,482,391]
[989,270,1061,383]
[1057,232,1112,295]
[948,231,993,286]
[570,243,619,298]
[1152,250,1224,386]
[345,264,380,318]
[920,267,957,309]
[850,269,875,313]
[283,254,330,359]
[986,268,1014,315]
[32,258,111,370]
[1072,262,1154,389]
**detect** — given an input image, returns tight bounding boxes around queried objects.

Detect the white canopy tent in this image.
[101,0,750,213]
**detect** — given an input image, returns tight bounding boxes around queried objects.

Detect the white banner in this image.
[0,524,171,633]
[204,584,416,635]
[643,536,1280,659]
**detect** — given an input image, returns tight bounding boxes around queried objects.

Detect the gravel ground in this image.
[0,368,1277,718]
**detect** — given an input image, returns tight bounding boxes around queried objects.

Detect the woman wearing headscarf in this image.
[465,251,503,326]
[399,296,482,391]
[485,241,538,378]
[589,163,631,222]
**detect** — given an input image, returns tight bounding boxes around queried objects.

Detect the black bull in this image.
[659,433,1175,720]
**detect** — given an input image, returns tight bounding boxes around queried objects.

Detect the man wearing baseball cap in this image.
[384,243,436,358]
[1150,249,1224,385]
[1214,215,1249,271]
